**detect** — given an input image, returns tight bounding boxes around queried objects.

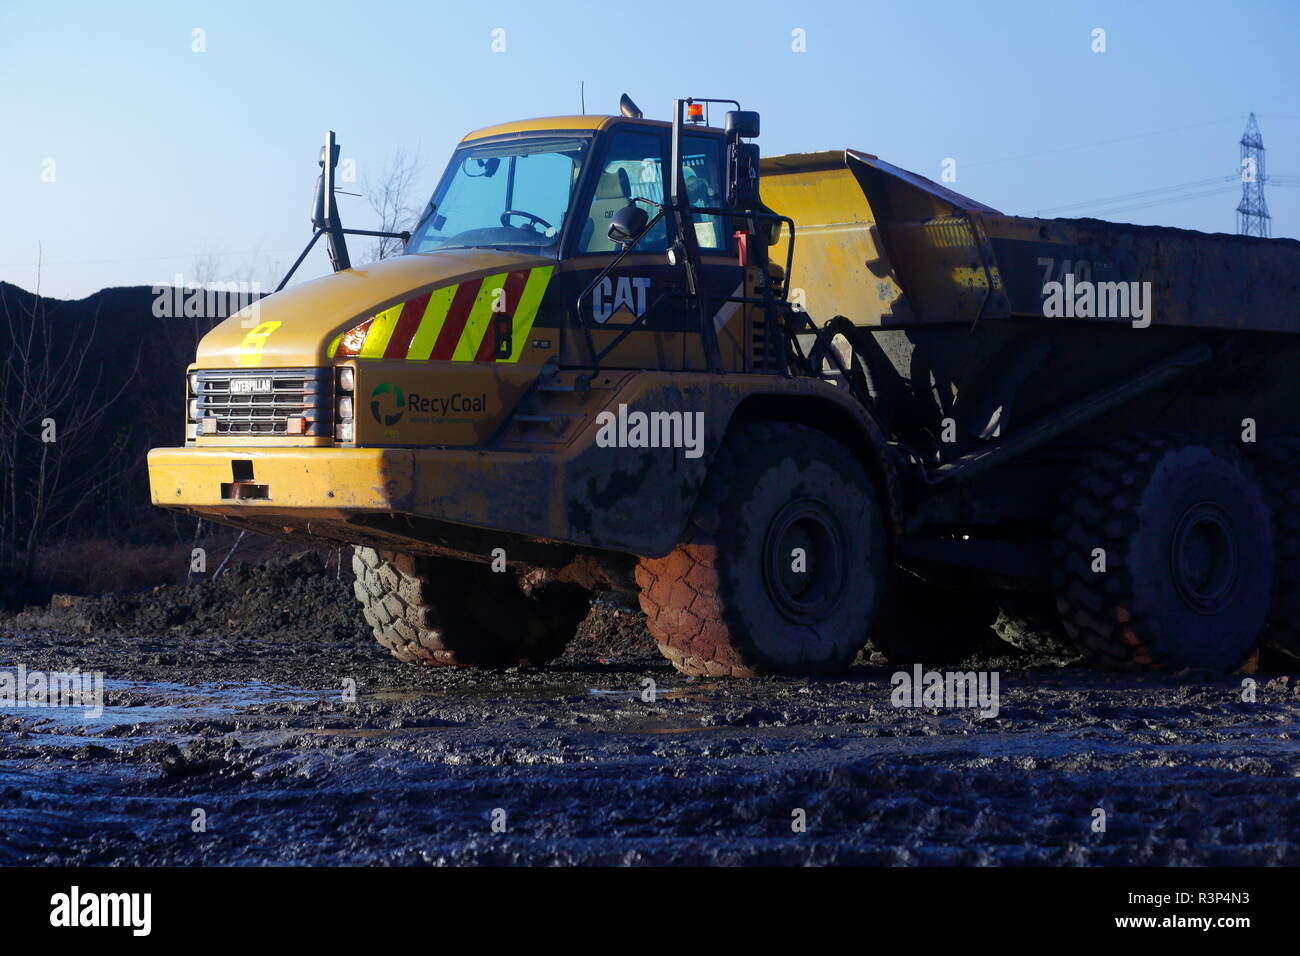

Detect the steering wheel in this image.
[500,209,552,231]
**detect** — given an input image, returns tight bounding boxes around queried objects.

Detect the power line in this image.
[1092,185,1239,217]
[1033,175,1237,216]
[1030,166,1299,219]
[966,115,1243,169]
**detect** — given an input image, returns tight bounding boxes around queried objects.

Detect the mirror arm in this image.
[315,130,352,272]
[275,229,324,293]
[573,206,666,373]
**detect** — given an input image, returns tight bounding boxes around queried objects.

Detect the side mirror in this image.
[725,110,760,141]
[311,173,326,228]
[727,141,761,209]
[608,204,648,246]
[313,138,342,228]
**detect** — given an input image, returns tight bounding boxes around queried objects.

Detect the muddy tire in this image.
[636,421,888,677]
[1051,434,1272,671]
[352,547,591,667]
[1252,439,1300,658]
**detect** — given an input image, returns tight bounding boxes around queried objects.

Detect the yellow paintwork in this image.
[463,114,721,142]
[195,248,550,369]
[464,115,614,139]
[761,152,909,327]
[149,445,410,511]
[150,368,884,557]
[762,150,1008,326]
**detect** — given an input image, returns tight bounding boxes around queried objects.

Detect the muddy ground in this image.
[1,551,1298,866]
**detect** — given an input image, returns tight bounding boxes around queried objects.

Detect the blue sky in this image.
[3,0,1298,299]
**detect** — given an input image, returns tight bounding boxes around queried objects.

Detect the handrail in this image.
[572,200,667,371]
[569,200,798,377]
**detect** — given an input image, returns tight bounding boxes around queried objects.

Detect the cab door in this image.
[558,125,690,370]
[677,131,747,372]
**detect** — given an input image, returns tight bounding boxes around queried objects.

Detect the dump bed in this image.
[762,150,1300,333]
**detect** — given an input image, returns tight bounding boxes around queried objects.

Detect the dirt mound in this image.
[6,550,367,644]
[2,550,652,662]
[564,596,655,662]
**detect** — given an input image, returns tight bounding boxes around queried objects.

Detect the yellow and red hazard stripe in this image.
[327,265,553,363]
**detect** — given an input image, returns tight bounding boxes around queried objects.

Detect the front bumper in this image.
[146,426,691,559]
[148,446,419,512]
[148,443,557,556]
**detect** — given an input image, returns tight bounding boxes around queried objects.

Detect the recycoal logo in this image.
[370,382,404,426]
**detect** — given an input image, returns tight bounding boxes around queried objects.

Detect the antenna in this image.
[580,81,585,115]
[1237,113,1271,237]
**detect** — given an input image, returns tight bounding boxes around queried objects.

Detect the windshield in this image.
[406,136,591,255]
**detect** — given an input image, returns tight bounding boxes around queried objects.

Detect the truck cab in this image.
[147,97,835,581]
[172,106,772,455]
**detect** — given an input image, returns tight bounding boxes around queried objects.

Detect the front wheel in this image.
[636,421,889,677]
[352,547,591,667]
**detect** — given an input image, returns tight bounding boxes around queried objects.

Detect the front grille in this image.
[195,368,332,436]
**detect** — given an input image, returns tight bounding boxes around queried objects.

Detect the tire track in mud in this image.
[1,649,1298,865]
[1,551,1298,865]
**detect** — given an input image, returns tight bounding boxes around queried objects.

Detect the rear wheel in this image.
[636,421,888,677]
[352,547,591,667]
[1051,434,1272,671]
[1251,439,1300,658]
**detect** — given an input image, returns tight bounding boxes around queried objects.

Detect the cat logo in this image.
[591,275,651,324]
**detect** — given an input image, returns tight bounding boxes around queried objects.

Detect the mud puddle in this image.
[2,552,1298,864]
[0,670,331,743]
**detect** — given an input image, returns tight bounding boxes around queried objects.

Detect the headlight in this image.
[337,396,354,422]
[188,398,200,421]
[188,371,199,394]
[337,366,355,392]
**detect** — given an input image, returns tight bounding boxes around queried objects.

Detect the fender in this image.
[556,370,901,557]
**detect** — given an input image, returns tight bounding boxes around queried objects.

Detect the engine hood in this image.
[194,249,554,368]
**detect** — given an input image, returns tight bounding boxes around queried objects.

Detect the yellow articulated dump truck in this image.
[149,94,1300,676]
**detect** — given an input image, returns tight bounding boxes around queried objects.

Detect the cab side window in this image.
[682,134,727,252]
[578,130,668,254]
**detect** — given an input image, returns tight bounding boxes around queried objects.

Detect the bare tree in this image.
[0,249,135,584]
[364,149,423,262]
